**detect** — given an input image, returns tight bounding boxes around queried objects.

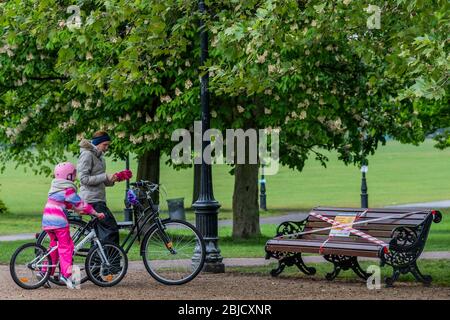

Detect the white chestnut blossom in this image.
[185,79,193,89]
[71,100,81,108]
[160,95,172,103]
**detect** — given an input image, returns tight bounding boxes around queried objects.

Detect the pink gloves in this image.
[114,169,133,182]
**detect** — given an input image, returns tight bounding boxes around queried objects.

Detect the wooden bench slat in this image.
[305,221,420,230]
[267,239,381,252]
[313,207,431,215]
[302,227,393,238]
[310,211,428,220]
[266,243,380,258]
[307,216,425,225]
[301,234,392,244]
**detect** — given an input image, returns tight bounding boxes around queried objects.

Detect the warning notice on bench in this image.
[329,213,357,237]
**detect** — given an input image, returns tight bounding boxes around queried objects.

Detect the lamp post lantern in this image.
[192,0,225,273]
[360,163,369,209]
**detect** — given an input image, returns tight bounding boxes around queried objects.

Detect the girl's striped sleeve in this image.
[65,188,95,215]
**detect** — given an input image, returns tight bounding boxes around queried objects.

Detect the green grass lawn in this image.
[1,139,450,235]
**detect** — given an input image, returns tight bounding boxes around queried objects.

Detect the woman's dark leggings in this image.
[90,202,119,245]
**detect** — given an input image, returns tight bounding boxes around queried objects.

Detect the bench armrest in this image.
[389,226,421,252]
[432,210,442,223]
[275,218,308,237]
[389,210,441,253]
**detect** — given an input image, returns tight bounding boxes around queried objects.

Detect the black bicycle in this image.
[122,181,206,285]
[36,181,206,285]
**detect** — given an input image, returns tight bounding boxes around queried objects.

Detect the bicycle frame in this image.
[120,198,161,254]
[32,224,110,269]
[119,182,177,254]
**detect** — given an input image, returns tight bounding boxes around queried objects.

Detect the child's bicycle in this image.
[34,212,91,286]
[10,216,128,289]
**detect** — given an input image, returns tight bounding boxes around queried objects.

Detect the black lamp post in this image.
[260,164,267,210]
[360,161,368,209]
[192,0,225,273]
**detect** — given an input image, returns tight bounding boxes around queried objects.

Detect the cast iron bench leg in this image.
[385,269,401,287]
[270,261,286,277]
[324,255,370,281]
[351,258,371,280]
[270,253,316,277]
[410,262,432,286]
[326,265,341,281]
[293,253,316,275]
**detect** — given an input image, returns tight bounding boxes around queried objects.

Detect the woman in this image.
[77,131,120,244]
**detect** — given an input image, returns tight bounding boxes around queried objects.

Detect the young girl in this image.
[42,162,104,289]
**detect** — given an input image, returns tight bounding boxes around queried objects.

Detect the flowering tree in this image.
[0,0,201,193]
[1,0,447,239]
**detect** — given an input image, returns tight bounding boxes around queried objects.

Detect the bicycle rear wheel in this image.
[142,219,206,285]
[10,243,51,290]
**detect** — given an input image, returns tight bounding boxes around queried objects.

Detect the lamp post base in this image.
[194,200,225,273]
[203,262,225,273]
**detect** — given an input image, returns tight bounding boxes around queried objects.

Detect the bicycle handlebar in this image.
[130,180,159,192]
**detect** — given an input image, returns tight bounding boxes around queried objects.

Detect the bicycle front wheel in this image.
[10,243,51,290]
[142,219,206,285]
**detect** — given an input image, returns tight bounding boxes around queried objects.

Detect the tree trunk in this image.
[192,163,201,206]
[137,148,160,205]
[232,162,260,239]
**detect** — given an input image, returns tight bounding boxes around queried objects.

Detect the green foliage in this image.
[0,0,448,175]
[0,0,201,173]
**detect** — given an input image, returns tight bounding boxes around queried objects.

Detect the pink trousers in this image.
[44,227,74,278]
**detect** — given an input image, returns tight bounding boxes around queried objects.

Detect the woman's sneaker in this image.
[60,275,75,289]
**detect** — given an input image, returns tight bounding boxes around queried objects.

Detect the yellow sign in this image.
[329,214,356,237]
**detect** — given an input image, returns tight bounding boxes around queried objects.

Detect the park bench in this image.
[265,207,442,286]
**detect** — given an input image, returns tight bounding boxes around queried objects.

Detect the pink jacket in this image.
[42,179,94,230]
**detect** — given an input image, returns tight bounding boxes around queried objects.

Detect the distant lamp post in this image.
[260,164,267,211]
[360,163,369,209]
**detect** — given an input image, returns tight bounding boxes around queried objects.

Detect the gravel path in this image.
[1,264,449,300]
